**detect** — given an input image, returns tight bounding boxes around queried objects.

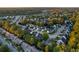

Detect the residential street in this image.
[0,28,39,52]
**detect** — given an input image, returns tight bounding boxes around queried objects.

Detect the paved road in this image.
[44,25,66,45]
[0,35,18,52]
[0,28,39,52]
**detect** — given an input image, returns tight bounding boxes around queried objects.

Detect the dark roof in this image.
[61,36,67,43]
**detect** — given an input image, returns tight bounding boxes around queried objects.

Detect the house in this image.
[57,40,64,45]
[61,36,67,43]
[57,35,67,45]
[35,32,43,40]
[65,34,68,38]
[22,26,26,30]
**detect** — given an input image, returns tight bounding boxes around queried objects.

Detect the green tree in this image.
[0,45,10,52]
[37,41,42,49]
[19,19,29,25]
[41,32,49,40]
[44,45,49,52]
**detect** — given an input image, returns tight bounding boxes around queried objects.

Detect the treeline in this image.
[19,17,64,27]
[67,13,79,52]
[0,8,43,16]
[52,11,79,52]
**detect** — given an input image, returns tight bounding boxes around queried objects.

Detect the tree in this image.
[53,45,60,52]
[2,20,11,31]
[0,45,10,52]
[28,37,35,45]
[47,41,57,52]
[48,18,53,25]
[37,41,42,49]
[41,32,49,40]
[44,45,49,52]
[68,13,79,51]
[15,28,24,38]
[10,24,19,33]
[0,21,2,27]
[68,32,75,48]
[19,19,29,25]
[36,22,44,27]
[77,43,79,49]
[25,34,35,45]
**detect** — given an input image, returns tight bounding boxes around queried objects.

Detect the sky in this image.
[0,0,78,7]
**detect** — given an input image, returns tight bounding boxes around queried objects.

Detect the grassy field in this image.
[0,8,46,16]
[0,8,77,16]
